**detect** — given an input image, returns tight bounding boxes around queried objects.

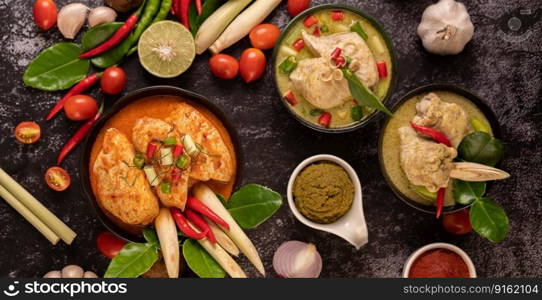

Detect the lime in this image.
[138,21,196,78]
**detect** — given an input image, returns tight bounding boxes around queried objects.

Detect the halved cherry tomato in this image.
[287,0,310,17]
[33,0,57,30]
[64,95,98,121]
[249,24,281,50]
[101,66,126,95]
[209,54,239,80]
[14,121,41,144]
[442,209,472,235]
[44,166,70,191]
[97,232,127,259]
[239,48,266,83]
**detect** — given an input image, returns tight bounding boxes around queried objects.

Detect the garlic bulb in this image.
[88,7,117,27]
[57,3,89,39]
[43,265,99,278]
[417,0,474,55]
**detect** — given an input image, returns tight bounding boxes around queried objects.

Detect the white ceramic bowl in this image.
[287,154,368,249]
[402,242,477,278]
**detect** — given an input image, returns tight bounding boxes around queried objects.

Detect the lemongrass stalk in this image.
[205,216,240,256]
[155,208,179,278]
[195,0,254,54]
[209,0,281,54]
[0,185,60,245]
[193,183,265,275]
[0,168,76,244]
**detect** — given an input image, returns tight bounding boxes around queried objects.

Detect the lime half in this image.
[138,21,196,78]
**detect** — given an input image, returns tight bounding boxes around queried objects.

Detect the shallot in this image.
[273,241,322,278]
[57,3,89,39]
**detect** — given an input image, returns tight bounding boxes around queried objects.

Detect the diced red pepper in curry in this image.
[303,15,318,28]
[293,39,305,51]
[318,112,332,128]
[331,11,344,21]
[283,91,298,106]
[377,61,388,78]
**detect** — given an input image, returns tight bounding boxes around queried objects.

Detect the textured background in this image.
[0,0,541,277]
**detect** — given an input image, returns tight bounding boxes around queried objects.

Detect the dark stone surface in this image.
[0,0,540,278]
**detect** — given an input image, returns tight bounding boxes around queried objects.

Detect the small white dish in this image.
[287,154,368,249]
[402,242,477,278]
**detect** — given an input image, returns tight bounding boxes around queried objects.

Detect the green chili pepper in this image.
[126,0,161,56]
[152,0,172,24]
[163,137,177,146]
[351,105,363,121]
[351,22,368,40]
[310,109,324,116]
[320,24,329,33]
[160,182,171,194]
[176,154,190,169]
[133,153,145,169]
[279,56,298,74]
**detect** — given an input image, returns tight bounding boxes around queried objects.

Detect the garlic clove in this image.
[61,265,84,278]
[43,270,62,278]
[88,7,117,28]
[57,3,89,39]
[83,271,99,278]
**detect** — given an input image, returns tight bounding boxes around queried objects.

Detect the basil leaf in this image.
[104,243,159,278]
[215,193,227,206]
[91,33,133,69]
[82,22,124,51]
[182,239,225,278]
[342,69,392,116]
[189,0,222,35]
[470,197,509,243]
[226,184,282,229]
[23,42,90,91]
[458,132,504,167]
[143,228,160,247]
[453,180,486,205]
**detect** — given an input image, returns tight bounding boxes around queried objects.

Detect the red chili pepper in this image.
[185,209,216,244]
[293,39,305,51]
[330,47,342,59]
[436,188,445,219]
[331,11,344,21]
[46,73,101,121]
[57,104,103,165]
[171,208,208,240]
[333,56,345,67]
[195,0,202,15]
[171,0,178,14]
[377,61,388,78]
[79,4,143,59]
[146,143,157,160]
[312,26,320,37]
[303,15,318,28]
[171,168,181,183]
[283,91,298,106]
[186,196,230,230]
[410,121,452,147]
[172,144,184,157]
[318,112,331,127]
[177,0,191,29]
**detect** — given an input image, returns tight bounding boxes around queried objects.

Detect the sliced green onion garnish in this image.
[351,22,368,40]
[143,165,160,187]
[279,56,298,74]
[160,182,171,194]
[351,105,363,121]
[133,153,145,169]
[176,154,190,169]
[163,137,177,146]
[320,24,329,33]
[160,148,173,166]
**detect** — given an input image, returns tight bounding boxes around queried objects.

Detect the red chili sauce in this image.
[408,249,470,278]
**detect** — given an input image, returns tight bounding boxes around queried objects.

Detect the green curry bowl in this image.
[272,4,397,133]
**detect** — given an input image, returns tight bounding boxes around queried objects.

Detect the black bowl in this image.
[378,84,502,214]
[80,86,244,243]
[271,4,397,133]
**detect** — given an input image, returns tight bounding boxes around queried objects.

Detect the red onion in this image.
[273,241,322,278]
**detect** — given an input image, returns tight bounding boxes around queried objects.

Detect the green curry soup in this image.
[381,91,493,207]
[275,9,393,128]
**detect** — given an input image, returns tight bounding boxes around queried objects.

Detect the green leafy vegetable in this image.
[453,180,486,205]
[23,43,90,91]
[225,184,282,229]
[189,0,222,35]
[350,105,363,121]
[343,69,392,116]
[458,132,503,167]
[182,239,226,278]
[470,197,509,243]
[81,22,124,51]
[143,228,160,247]
[104,243,159,278]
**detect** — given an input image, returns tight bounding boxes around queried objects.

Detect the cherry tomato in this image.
[101,66,126,95]
[33,0,57,30]
[442,209,473,235]
[239,48,266,83]
[249,24,281,50]
[44,166,70,192]
[97,232,127,259]
[14,121,41,144]
[209,54,239,80]
[287,0,311,17]
[64,95,98,121]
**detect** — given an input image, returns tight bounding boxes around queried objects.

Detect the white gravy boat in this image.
[287,154,368,249]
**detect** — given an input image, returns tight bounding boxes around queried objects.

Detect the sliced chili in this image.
[46,73,101,121]
[303,15,318,28]
[410,121,452,147]
[331,10,344,21]
[195,0,202,15]
[146,143,158,160]
[171,208,207,240]
[293,39,305,51]
[318,112,332,128]
[283,91,298,106]
[312,26,321,37]
[186,196,230,230]
[436,188,445,219]
[185,209,216,244]
[177,0,190,29]
[172,144,184,157]
[377,61,388,78]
